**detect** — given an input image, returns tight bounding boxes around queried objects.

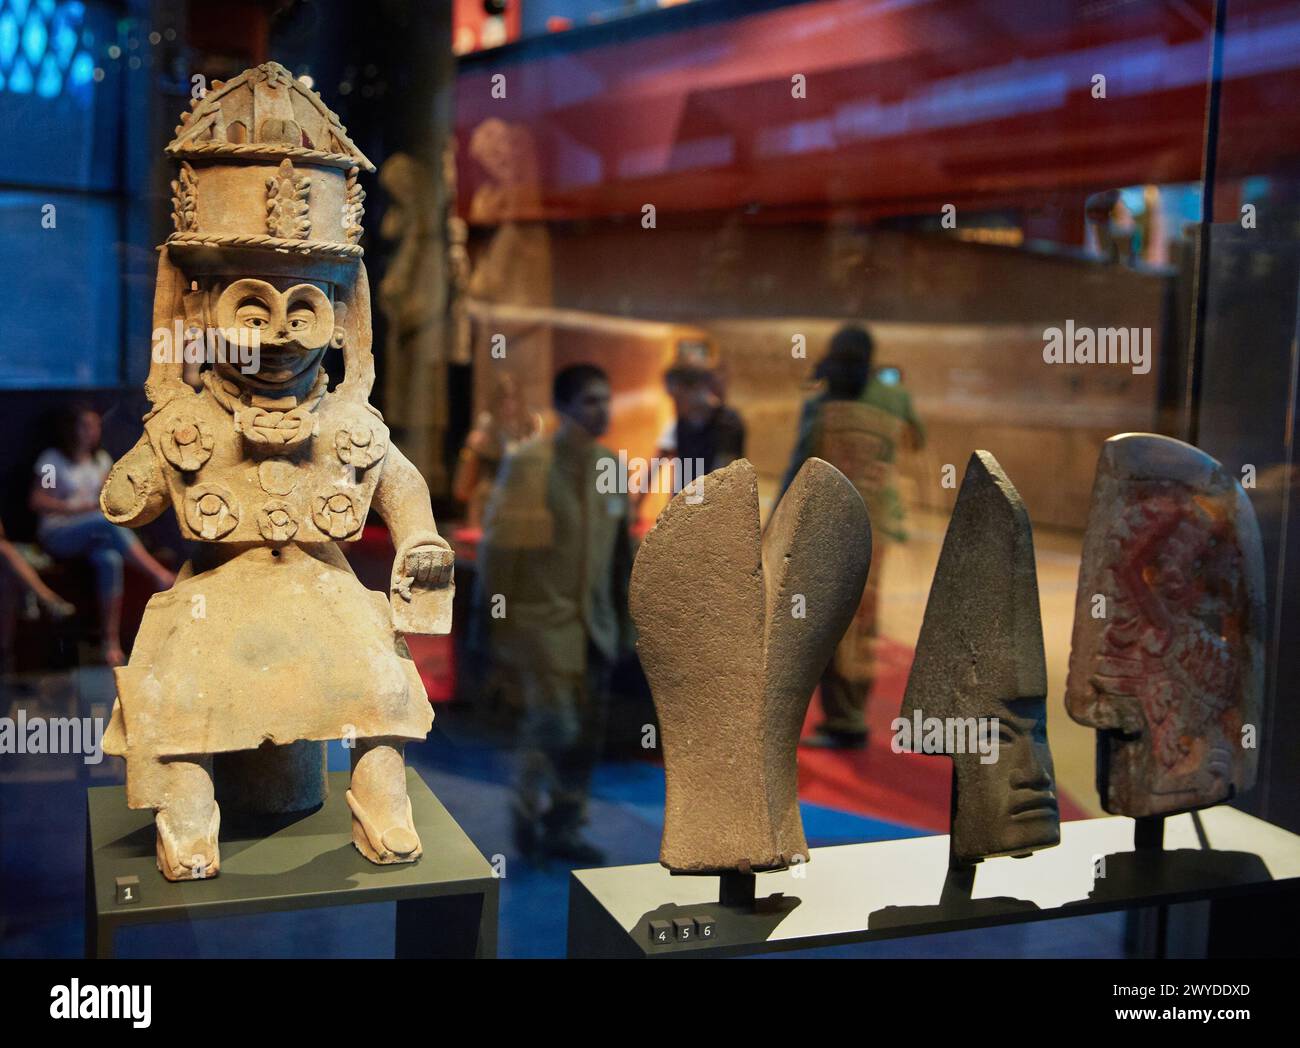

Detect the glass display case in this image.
[1,0,1297,977]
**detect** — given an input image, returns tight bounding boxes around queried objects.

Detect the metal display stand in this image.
[567,806,1300,958]
[86,768,498,959]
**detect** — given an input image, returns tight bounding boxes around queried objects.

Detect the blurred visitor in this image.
[0,519,75,675]
[656,362,745,494]
[478,364,633,865]
[0,520,74,620]
[453,374,544,529]
[29,407,175,667]
[780,325,925,749]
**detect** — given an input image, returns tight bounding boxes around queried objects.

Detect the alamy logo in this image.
[152,321,261,375]
[891,711,1000,764]
[50,980,151,1028]
[0,710,104,764]
[596,452,706,504]
[1042,321,1151,375]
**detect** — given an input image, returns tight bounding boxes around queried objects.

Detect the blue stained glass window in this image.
[9,54,30,90]
[22,12,46,65]
[0,191,122,389]
[0,0,119,190]
[0,0,125,388]
[0,0,102,108]
[0,14,17,66]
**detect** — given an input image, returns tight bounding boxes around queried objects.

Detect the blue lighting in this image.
[21,12,46,66]
[0,0,97,99]
[0,14,17,66]
[68,46,89,83]
[8,54,31,91]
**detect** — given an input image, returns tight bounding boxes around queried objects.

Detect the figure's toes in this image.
[346,789,421,864]
[381,826,420,857]
[155,805,221,881]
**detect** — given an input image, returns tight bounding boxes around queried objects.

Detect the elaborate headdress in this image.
[147,62,377,409]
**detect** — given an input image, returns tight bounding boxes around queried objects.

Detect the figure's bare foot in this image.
[155,803,221,881]
[154,758,219,880]
[102,643,125,667]
[347,740,421,864]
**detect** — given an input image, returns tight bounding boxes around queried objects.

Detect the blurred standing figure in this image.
[453,374,543,529]
[479,364,633,864]
[658,362,745,493]
[779,326,925,749]
[29,407,175,666]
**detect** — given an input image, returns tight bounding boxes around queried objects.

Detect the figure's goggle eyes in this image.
[235,302,271,329]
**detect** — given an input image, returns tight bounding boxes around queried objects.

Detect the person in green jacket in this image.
[779,326,925,749]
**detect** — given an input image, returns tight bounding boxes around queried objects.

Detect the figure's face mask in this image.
[953,695,1058,861]
[1066,435,1264,819]
[213,278,335,394]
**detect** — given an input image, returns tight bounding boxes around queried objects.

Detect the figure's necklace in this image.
[204,370,329,450]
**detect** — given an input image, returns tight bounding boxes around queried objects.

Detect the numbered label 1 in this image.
[115,875,141,906]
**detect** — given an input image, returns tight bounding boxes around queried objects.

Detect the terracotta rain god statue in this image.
[900,452,1059,867]
[629,458,870,884]
[99,63,454,880]
[1065,433,1264,820]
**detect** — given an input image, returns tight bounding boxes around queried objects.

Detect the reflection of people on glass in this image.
[0,518,74,676]
[453,374,543,528]
[478,364,633,865]
[29,407,175,666]
[652,361,745,502]
[0,520,73,620]
[780,326,923,749]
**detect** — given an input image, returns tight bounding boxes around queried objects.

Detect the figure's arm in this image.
[30,486,93,516]
[372,443,454,631]
[98,437,170,528]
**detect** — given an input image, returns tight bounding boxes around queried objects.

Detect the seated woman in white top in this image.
[30,407,175,666]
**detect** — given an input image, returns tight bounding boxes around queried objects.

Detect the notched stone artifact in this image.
[901,451,1059,867]
[100,63,455,880]
[1065,433,1265,818]
[629,458,871,874]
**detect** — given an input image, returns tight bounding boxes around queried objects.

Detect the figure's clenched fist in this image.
[394,542,454,601]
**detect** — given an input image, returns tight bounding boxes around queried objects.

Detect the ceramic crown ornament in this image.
[629,458,871,874]
[99,63,454,881]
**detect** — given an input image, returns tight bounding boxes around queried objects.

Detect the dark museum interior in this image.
[1,0,1298,980]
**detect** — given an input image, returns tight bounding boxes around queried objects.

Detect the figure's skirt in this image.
[103,544,432,810]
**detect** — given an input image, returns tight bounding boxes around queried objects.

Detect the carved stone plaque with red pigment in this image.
[1065,433,1265,818]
